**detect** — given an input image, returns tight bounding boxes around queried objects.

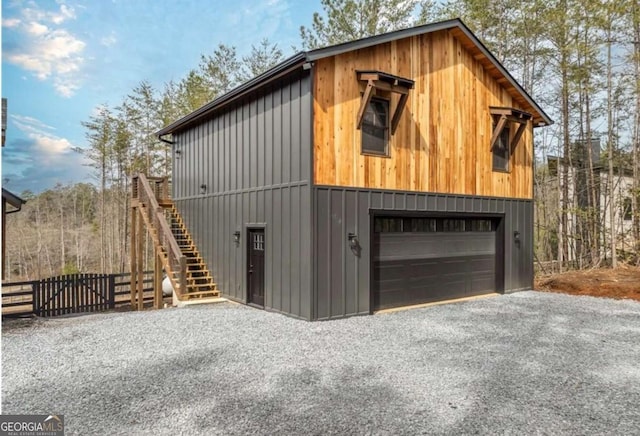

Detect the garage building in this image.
[157,18,552,320]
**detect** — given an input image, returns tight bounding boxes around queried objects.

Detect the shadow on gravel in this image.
[4,346,424,435]
[196,366,423,435]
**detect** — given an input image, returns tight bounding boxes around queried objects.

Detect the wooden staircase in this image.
[165,205,219,299]
[131,174,220,309]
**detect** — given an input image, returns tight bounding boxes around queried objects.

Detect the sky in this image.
[1,0,320,194]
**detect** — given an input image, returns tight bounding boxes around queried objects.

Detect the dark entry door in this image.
[248,229,265,307]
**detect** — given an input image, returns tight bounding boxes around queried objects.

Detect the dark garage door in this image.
[373,217,498,310]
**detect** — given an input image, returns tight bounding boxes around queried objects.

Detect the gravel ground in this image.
[2,291,640,435]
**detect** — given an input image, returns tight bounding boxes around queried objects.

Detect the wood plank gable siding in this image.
[313,29,534,199]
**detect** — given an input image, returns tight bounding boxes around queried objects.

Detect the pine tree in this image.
[239,39,284,83]
[300,0,418,49]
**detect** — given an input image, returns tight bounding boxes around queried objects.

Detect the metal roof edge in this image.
[453,21,554,127]
[157,52,308,136]
[306,18,462,61]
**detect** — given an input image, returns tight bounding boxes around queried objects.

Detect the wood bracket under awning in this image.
[356,71,414,134]
[489,107,532,151]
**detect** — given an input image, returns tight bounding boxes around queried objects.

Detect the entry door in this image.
[247,229,265,306]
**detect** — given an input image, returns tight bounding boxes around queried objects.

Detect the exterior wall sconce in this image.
[233,231,241,244]
[348,232,361,257]
[200,184,207,194]
[348,232,359,249]
[514,230,520,244]
[175,149,182,159]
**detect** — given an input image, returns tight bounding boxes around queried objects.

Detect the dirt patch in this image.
[536,265,640,301]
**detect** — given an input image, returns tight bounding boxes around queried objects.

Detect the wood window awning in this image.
[357,70,415,134]
[489,107,532,151]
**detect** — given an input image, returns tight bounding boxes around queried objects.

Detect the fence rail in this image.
[2,272,154,318]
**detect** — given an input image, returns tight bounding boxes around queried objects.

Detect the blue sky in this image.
[1,0,319,194]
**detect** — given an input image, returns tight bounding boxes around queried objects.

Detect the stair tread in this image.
[138,193,220,302]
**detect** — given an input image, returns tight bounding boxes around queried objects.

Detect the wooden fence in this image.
[2,272,154,318]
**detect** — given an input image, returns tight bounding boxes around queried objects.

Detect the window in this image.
[492,123,510,172]
[374,217,496,233]
[623,198,632,221]
[489,107,531,173]
[362,97,389,156]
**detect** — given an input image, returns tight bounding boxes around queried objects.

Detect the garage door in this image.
[373,217,498,310]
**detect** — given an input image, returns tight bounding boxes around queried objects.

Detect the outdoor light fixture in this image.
[348,232,358,249]
[200,184,207,194]
[175,149,182,158]
[514,230,520,243]
[233,231,241,244]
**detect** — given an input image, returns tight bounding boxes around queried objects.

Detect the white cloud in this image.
[101,32,117,47]
[51,4,76,24]
[22,4,76,25]
[2,18,21,28]
[11,114,57,133]
[3,113,90,194]
[3,5,85,97]
[25,21,48,35]
[53,78,81,97]
[10,114,73,157]
[33,135,73,154]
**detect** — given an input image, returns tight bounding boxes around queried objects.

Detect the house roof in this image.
[2,188,26,211]
[158,18,553,137]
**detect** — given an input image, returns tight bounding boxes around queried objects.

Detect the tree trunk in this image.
[560,66,570,271]
[633,2,640,261]
[607,30,617,267]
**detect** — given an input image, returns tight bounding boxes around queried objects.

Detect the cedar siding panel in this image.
[313,29,533,199]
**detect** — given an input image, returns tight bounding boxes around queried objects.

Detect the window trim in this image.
[356,70,413,135]
[361,96,390,157]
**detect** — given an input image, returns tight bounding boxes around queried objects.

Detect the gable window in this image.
[489,107,532,173]
[492,123,510,172]
[356,71,414,158]
[362,97,389,156]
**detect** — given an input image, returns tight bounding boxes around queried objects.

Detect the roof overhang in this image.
[157,18,552,137]
[2,188,26,213]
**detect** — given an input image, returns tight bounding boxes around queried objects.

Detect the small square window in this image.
[492,124,510,172]
[362,97,389,156]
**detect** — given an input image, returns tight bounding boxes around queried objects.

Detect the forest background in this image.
[5,0,639,280]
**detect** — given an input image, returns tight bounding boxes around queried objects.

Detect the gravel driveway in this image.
[2,291,640,435]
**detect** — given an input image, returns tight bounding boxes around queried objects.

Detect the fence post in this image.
[32,280,40,317]
[108,274,116,309]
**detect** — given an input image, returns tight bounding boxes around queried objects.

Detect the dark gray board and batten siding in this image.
[172,72,314,319]
[313,187,533,320]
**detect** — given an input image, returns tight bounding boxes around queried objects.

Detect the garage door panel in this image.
[376,284,467,309]
[471,276,495,293]
[373,254,494,309]
[373,217,498,311]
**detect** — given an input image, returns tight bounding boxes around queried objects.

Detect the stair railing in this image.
[133,174,187,297]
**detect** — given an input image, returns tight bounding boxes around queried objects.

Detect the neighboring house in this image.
[548,146,636,262]
[157,19,552,320]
